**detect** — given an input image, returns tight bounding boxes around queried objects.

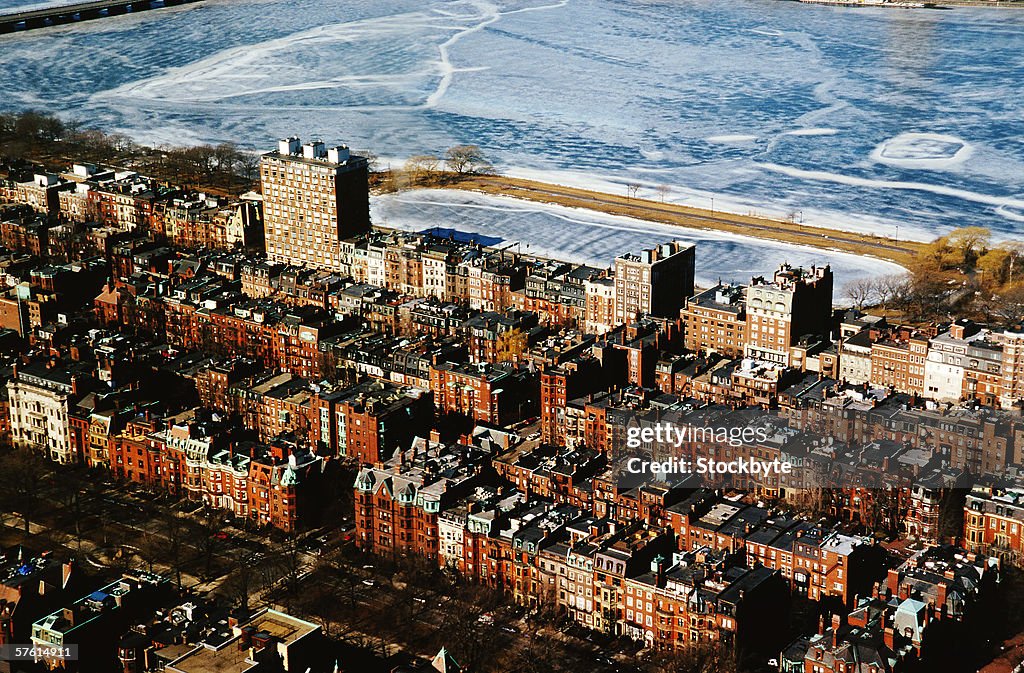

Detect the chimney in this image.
[831,613,841,647]
[818,614,825,636]
[887,567,899,595]
[883,625,895,651]
[62,561,73,589]
[936,581,948,615]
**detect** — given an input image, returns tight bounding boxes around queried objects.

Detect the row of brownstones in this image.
[354,429,1001,670]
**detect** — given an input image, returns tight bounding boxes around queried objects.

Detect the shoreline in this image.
[411,173,923,269]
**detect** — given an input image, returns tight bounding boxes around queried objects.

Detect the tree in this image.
[445,145,490,175]
[876,274,913,312]
[946,226,991,268]
[496,328,528,362]
[405,155,440,186]
[13,110,47,141]
[273,535,305,613]
[656,184,671,202]
[220,549,262,613]
[109,133,137,155]
[236,152,260,183]
[193,510,222,581]
[844,278,874,310]
[157,511,188,591]
[988,283,1024,326]
[644,643,737,673]
[0,445,49,534]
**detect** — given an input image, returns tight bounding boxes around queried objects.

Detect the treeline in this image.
[1,110,497,197]
[846,226,1024,326]
[0,109,260,193]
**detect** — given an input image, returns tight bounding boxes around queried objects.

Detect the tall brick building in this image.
[613,241,695,323]
[260,137,369,270]
[744,263,832,367]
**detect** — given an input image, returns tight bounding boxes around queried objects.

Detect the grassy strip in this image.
[428,174,921,268]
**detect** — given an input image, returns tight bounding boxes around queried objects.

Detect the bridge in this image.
[0,0,202,34]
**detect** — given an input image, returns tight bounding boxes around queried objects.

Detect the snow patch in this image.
[706,134,758,144]
[871,132,974,170]
[783,128,838,137]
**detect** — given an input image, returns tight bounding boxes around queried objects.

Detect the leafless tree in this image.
[445,144,491,175]
[155,511,188,591]
[405,155,440,186]
[0,445,49,534]
[844,278,874,310]
[220,549,262,613]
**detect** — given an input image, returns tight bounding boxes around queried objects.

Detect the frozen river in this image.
[1,0,1022,242]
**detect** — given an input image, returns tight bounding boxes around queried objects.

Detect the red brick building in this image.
[429,361,536,426]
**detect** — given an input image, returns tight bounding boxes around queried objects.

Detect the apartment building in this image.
[311,379,433,463]
[613,241,695,323]
[681,283,747,357]
[964,486,1024,565]
[744,264,832,367]
[870,331,928,397]
[353,439,489,560]
[6,362,90,464]
[260,137,369,270]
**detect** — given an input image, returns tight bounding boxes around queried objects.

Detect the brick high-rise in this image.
[613,240,695,323]
[744,263,832,367]
[260,136,370,270]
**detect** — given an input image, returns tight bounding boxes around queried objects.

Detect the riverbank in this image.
[413,174,923,269]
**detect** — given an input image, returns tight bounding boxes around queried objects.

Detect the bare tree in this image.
[0,445,49,534]
[405,155,441,186]
[220,549,262,613]
[156,511,188,591]
[844,278,874,311]
[656,184,671,202]
[877,274,913,312]
[445,145,491,175]
[193,510,222,581]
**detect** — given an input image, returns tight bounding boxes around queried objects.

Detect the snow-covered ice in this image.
[371,189,907,304]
